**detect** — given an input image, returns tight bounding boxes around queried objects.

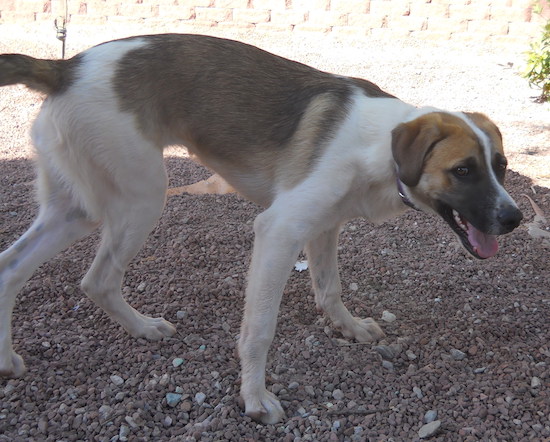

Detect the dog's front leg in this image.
[238,209,304,424]
[306,226,385,342]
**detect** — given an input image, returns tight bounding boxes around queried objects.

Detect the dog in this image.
[0,34,523,424]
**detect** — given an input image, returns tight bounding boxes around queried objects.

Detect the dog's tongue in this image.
[467,224,499,258]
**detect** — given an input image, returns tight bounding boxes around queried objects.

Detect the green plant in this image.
[523,1,550,102]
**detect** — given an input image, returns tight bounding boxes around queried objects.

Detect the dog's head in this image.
[392,111,522,259]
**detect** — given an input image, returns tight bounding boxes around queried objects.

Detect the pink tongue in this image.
[467,224,499,258]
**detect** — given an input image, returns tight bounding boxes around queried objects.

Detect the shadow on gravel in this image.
[1,155,548,440]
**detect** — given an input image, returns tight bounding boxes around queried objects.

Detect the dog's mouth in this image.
[439,204,498,259]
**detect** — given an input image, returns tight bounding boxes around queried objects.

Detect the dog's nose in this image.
[497,206,523,232]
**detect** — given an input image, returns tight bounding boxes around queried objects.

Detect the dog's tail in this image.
[0,54,66,94]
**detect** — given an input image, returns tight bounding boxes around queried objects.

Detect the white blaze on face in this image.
[457,112,519,211]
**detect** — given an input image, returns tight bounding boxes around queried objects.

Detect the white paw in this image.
[341,317,385,343]
[0,350,27,378]
[128,316,176,340]
[241,388,286,424]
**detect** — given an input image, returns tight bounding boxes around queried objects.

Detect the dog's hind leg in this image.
[0,181,98,377]
[306,226,385,343]
[80,151,176,341]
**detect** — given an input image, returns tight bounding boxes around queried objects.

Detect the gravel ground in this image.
[0,23,549,441]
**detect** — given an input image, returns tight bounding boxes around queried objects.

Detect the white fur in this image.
[0,38,177,379]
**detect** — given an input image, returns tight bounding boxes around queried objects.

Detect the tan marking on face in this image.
[420,128,480,196]
[402,112,487,207]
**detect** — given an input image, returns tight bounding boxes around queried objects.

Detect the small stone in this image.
[473,367,486,374]
[163,416,173,427]
[406,350,417,360]
[195,392,206,405]
[531,377,541,388]
[110,375,124,386]
[413,386,423,399]
[450,349,466,361]
[381,311,397,323]
[294,260,309,272]
[137,282,146,292]
[424,410,438,423]
[119,425,130,441]
[305,386,315,397]
[158,373,170,386]
[38,418,48,433]
[349,283,359,291]
[382,360,394,371]
[63,285,75,295]
[223,276,236,286]
[176,311,186,320]
[166,393,182,407]
[115,392,125,402]
[124,416,138,429]
[288,381,299,390]
[41,341,51,348]
[175,386,183,394]
[418,420,441,439]
[98,405,114,422]
[332,389,345,401]
[374,345,395,360]
[172,358,184,368]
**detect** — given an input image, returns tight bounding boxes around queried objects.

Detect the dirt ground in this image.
[0,22,549,441]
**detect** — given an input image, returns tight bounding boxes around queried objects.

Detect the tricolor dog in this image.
[0,34,522,424]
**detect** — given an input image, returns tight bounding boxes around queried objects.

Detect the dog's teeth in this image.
[452,209,468,231]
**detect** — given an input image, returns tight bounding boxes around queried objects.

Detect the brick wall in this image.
[1,0,548,43]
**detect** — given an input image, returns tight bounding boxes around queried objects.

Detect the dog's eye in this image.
[454,167,469,177]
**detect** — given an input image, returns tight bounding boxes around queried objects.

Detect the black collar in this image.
[396,178,420,211]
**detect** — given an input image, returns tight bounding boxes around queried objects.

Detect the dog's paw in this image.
[340,317,385,343]
[128,316,177,340]
[239,389,286,424]
[0,350,27,378]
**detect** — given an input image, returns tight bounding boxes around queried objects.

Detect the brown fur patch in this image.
[113,34,393,206]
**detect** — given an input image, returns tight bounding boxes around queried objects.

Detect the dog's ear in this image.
[391,114,446,187]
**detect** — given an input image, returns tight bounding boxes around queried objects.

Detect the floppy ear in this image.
[391,115,446,187]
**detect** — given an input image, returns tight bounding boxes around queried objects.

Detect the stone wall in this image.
[1,0,548,44]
